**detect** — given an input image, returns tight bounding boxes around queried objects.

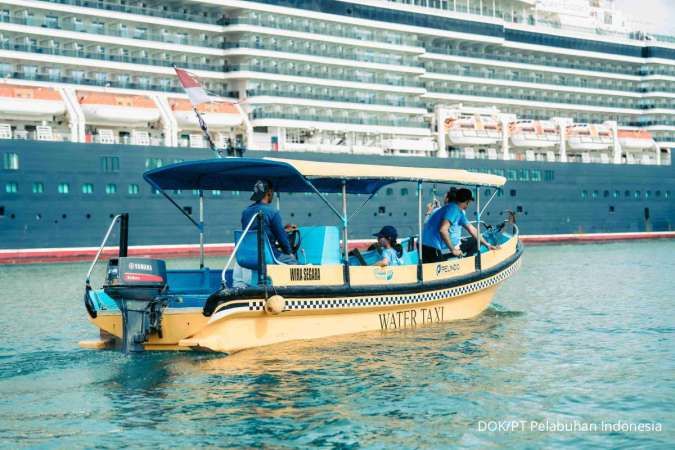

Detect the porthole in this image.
[85,213,91,219]
[10,213,15,219]
[36,213,42,220]
[109,214,114,219]
[62,214,67,219]
[290,213,295,217]
[308,212,312,217]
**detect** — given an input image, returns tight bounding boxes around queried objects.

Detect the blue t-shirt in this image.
[422,203,468,250]
[241,202,292,255]
[380,247,402,266]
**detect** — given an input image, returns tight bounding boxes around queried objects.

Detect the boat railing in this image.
[85,213,123,288]
[220,212,263,286]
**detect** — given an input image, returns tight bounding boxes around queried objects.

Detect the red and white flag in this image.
[174,67,211,106]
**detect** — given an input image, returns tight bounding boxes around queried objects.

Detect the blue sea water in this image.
[0,241,673,449]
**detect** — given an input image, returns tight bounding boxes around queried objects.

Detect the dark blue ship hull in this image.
[1,140,673,249]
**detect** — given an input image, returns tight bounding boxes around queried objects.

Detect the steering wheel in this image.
[287,228,302,255]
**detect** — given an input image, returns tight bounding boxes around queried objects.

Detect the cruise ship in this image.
[0,0,674,251]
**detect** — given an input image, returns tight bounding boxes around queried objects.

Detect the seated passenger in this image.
[241,179,297,264]
[422,187,497,262]
[372,226,403,267]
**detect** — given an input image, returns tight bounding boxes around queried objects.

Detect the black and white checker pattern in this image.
[247,258,522,312]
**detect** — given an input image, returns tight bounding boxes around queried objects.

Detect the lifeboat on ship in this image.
[566,124,612,151]
[618,129,655,150]
[78,91,160,124]
[170,99,243,129]
[0,85,66,119]
[509,120,559,148]
[445,115,501,146]
[80,158,522,353]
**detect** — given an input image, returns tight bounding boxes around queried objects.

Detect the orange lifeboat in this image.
[566,124,612,151]
[618,129,654,150]
[509,120,559,148]
[78,91,160,124]
[0,84,65,118]
[170,99,243,129]
[444,115,500,146]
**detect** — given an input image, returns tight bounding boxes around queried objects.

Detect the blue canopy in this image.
[143,158,394,195]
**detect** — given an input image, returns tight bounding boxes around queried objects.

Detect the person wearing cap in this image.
[241,179,297,264]
[422,187,497,262]
[372,225,403,267]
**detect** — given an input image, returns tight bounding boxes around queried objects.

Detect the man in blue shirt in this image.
[241,179,297,264]
[422,187,497,262]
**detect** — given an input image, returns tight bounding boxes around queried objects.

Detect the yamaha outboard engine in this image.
[103,257,168,353]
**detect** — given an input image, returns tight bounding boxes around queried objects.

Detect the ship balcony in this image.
[244,89,427,110]
[0,13,221,48]
[0,42,225,73]
[422,47,645,77]
[224,64,425,90]
[41,0,221,25]
[221,16,419,48]
[250,110,428,129]
[222,42,423,73]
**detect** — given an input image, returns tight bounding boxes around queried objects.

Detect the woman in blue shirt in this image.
[422,188,497,262]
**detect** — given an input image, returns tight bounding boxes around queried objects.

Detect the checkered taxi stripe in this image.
[248,259,521,312]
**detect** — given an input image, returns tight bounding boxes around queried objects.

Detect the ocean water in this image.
[0,241,673,449]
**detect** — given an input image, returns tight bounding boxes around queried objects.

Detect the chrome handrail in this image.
[221,212,261,284]
[85,214,121,286]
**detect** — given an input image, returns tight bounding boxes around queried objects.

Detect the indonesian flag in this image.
[174,67,211,106]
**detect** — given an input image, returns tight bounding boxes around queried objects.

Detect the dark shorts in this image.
[422,238,479,263]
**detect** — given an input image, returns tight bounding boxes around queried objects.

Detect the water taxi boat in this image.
[80,158,523,353]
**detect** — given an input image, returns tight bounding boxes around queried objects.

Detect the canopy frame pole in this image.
[199,189,205,269]
[348,192,377,222]
[341,180,350,285]
[475,185,482,271]
[479,188,499,217]
[417,181,423,283]
[301,178,343,221]
[146,181,202,231]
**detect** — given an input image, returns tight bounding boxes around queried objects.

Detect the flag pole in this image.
[193,105,222,158]
[173,64,223,159]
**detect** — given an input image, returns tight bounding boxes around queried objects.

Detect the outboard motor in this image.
[103,257,168,353]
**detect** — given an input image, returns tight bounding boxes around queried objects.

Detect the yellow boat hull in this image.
[84,255,521,353]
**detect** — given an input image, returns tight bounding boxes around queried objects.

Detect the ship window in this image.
[5,182,17,193]
[530,170,542,182]
[32,182,44,194]
[232,191,240,196]
[106,183,117,195]
[152,188,161,195]
[666,191,671,199]
[193,190,200,196]
[624,190,630,198]
[484,189,491,196]
[645,191,651,199]
[101,156,120,173]
[603,190,610,198]
[592,190,598,199]
[400,188,409,196]
[516,206,523,213]
[634,191,641,199]
[173,190,182,195]
[492,168,505,177]
[613,190,619,199]
[212,190,221,196]
[183,206,192,215]
[3,153,19,170]
[378,206,386,214]
[386,188,393,196]
[58,183,70,194]
[510,189,516,197]
[145,158,163,169]
[544,170,555,182]
[506,169,517,181]
[609,206,615,213]
[497,189,504,198]
[128,184,140,195]
[581,190,588,199]
[0,206,4,217]
[518,169,529,181]
[82,183,94,194]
